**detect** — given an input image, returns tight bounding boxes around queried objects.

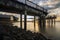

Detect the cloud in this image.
[19,0,60,10]
[55,2,60,8]
[18,0,60,15]
[36,0,60,15]
[48,7,60,16]
[32,0,60,14]
[38,0,60,9]
[28,0,33,1]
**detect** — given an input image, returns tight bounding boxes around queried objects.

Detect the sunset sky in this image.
[0,0,60,21]
[28,0,60,16]
[1,0,60,16]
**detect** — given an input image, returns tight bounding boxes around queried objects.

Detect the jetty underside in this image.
[0,0,50,40]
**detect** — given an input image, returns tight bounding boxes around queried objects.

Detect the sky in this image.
[0,0,60,21]
[29,0,60,16]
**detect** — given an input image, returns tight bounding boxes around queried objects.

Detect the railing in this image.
[17,0,47,12]
[26,1,36,8]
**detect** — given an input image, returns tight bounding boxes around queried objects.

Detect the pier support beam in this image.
[34,16,36,32]
[51,19,53,26]
[38,16,41,32]
[38,15,46,32]
[43,17,46,27]
[48,19,50,27]
[24,11,27,30]
[42,17,46,32]
[20,13,22,29]
[54,19,55,25]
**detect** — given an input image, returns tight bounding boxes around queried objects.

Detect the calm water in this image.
[13,22,39,32]
[44,22,60,39]
[13,22,60,39]
[13,22,60,33]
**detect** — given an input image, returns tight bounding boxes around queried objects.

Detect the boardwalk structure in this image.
[0,0,48,31]
[46,15,57,27]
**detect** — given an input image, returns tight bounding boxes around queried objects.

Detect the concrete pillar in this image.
[34,16,36,32]
[43,17,46,27]
[40,18,42,28]
[38,16,42,32]
[45,19,47,26]
[38,16,46,32]
[20,14,22,29]
[51,19,53,27]
[53,19,55,27]
[38,17,40,31]
[48,19,50,27]
[39,16,46,32]
[24,11,27,30]
[40,19,43,32]
[42,17,46,32]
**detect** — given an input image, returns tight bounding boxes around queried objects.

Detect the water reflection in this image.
[44,21,60,39]
[13,19,60,39]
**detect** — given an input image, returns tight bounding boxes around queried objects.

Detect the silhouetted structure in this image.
[0,0,53,40]
[0,0,48,30]
[46,15,56,27]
